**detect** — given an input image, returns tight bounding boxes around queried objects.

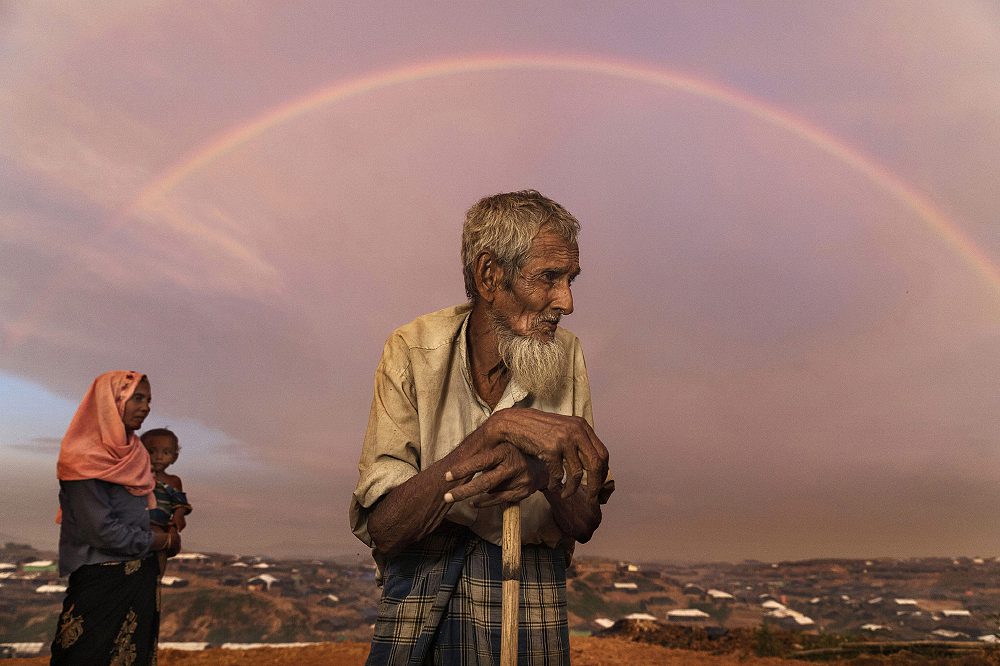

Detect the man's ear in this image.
[473,251,503,304]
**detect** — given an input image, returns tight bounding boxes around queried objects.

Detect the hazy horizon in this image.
[5,529,996,567]
[2,1,998,564]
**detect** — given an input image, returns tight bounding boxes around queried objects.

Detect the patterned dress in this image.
[51,556,160,665]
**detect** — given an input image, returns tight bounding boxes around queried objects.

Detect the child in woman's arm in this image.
[141,428,192,574]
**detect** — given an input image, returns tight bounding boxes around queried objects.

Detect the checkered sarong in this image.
[366,523,569,665]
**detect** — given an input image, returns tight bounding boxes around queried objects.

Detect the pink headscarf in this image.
[56,371,156,515]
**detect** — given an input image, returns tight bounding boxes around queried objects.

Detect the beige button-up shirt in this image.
[351,303,609,569]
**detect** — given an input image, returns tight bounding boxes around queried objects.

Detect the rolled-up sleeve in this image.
[350,334,422,547]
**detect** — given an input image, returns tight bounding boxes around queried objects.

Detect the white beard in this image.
[492,314,566,400]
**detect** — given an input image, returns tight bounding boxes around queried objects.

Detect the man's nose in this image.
[552,280,574,316]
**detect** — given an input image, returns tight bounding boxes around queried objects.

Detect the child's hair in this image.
[140,427,180,452]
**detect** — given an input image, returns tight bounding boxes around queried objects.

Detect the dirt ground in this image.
[9,637,1000,664]
[0,637,833,665]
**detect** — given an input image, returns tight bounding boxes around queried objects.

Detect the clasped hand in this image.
[444,442,548,507]
[443,408,609,506]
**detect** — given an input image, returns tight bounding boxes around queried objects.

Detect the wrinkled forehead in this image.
[527,227,580,265]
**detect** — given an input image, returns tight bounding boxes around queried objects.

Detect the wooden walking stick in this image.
[501,501,521,666]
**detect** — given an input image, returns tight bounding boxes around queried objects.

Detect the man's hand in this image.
[443,442,549,506]
[368,408,607,556]
[480,408,609,499]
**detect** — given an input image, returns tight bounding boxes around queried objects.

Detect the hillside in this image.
[6,542,1000,661]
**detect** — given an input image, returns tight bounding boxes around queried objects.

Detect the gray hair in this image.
[462,190,581,300]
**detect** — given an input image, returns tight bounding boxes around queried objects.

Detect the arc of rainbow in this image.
[132,53,1000,298]
[6,53,998,350]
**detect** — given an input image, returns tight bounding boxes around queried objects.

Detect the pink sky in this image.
[1,2,998,562]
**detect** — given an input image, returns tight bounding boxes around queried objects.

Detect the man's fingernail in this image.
[444,492,454,503]
[445,471,454,482]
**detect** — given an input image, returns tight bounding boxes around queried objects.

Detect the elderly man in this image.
[351,190,613,665]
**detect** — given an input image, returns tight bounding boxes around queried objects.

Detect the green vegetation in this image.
[689,601,731,626]
[1,609,58,641]
[750,625,842,658]
[166,588,311,643]
[752,624,784,657]
[567,583,635,619]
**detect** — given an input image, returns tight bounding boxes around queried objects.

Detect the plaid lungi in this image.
[366,523,569,665]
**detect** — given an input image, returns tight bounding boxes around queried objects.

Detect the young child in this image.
[140,428,192,574]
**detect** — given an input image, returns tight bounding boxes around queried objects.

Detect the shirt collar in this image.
[457,310,529,412]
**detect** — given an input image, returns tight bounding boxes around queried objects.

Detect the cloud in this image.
[1,2,998,561]
[6,437,61,455]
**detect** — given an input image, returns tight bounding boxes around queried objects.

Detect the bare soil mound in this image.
[8,630,1000,665]
[0,639,806,665]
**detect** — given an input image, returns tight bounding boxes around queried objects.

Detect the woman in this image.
[50,371,179,665]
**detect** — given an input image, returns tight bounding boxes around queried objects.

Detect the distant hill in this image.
[5,541,1000,654]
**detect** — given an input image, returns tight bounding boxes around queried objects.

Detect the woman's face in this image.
[122,377,152,433]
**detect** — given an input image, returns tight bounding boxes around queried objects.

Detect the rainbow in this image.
[5,53,997,351]
[130,53,1000,297]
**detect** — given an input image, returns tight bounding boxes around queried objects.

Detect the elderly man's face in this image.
[493,227,579,341]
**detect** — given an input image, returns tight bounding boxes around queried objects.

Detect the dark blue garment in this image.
[57,479,152,577]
